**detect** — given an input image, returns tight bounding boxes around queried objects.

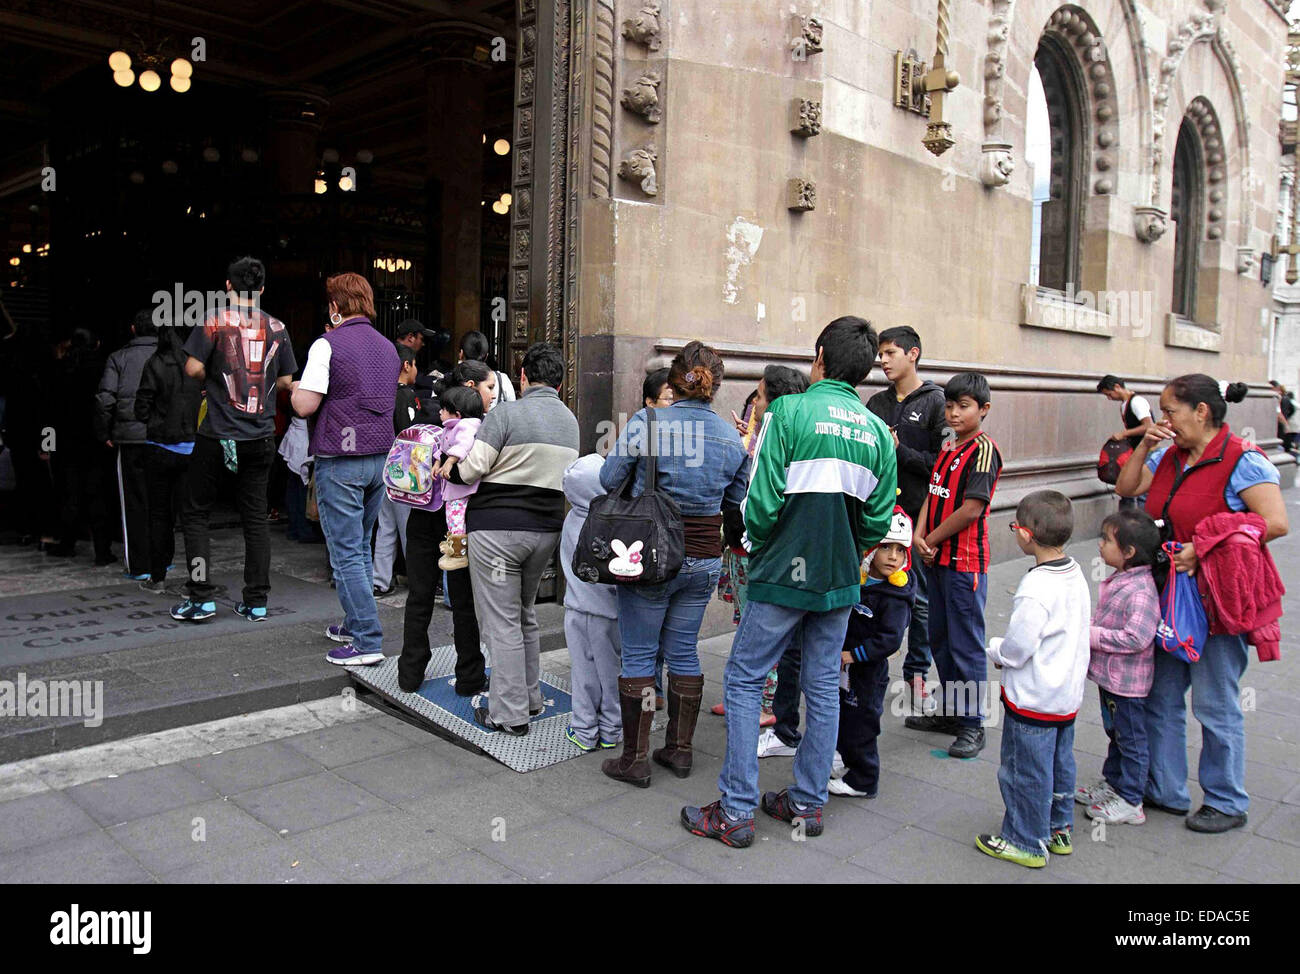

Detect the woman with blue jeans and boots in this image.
[598,341,751,788]
[1115,373,1288,834]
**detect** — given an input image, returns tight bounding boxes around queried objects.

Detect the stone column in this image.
[426,61,486,343]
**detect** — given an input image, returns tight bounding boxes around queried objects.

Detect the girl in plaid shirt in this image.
[1076,509,1162,825]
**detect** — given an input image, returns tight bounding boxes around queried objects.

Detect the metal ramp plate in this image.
[348,646,584,773]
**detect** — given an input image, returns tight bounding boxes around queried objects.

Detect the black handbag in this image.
[572,407,684,586]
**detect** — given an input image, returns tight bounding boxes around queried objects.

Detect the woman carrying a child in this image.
[1115,373,1288,834]
[396,360,496,696]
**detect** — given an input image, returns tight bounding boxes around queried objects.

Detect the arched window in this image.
[1028,36,1086,293]
[1171,118,1204,319]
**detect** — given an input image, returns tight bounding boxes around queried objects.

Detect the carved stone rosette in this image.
[794,15,823,57]
[618,147,658,196]
[1134,206,1169,244]
[787,178,816,212]
[979,141,1015,188]
[790,98,822,138]
[620,72,661,123]
[621,1,662,51]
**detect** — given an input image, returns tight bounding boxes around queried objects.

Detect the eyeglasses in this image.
[1009,521,1036,538]
[655,394,674,404]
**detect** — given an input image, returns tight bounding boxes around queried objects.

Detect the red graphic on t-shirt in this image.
[207,309,285,415]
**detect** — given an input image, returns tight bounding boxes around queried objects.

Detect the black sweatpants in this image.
[399,507,485,694]
[116,443,151,575]
[837,656,892,796]
[182,435,275,607]
[143,444,190,582]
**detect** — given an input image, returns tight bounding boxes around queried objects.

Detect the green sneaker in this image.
[974,833,1046,868]
[1046,828,1072,856]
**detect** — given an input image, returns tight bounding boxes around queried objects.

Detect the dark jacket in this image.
[842,570,917,664]
[867,380,946,520]
[135,346,201,445]
[94,335,158,443]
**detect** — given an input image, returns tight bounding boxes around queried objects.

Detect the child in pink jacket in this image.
[1076,508,1161,826]
[434,385,485,570]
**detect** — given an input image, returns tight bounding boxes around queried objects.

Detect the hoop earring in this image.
[329,312,344,326]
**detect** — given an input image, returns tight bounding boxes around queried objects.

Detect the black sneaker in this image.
[138,579,166,595]
[760,788,824,836]
[170,599,216,622]
[1144,797,1191,816]
[681,801,755,848]
[1186,805,1247,834]
[904,714,961,735]
[472,706,527,736]
[948,726,985,759]
[373,583,396,597]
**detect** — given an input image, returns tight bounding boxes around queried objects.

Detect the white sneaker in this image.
[756,728,797,758]
[1075,779,1116,807]
[1087,794,1147,825]
[830,751,847,779]
[827,777,873,798]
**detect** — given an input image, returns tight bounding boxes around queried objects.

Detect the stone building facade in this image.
[549,0,1295,558]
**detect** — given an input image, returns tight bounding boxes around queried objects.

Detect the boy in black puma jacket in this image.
[832,508,917,799]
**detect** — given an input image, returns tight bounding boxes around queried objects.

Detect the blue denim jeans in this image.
[928,565,989,727]
[1145,633,1250,815]
[902,550,932,680]
[617,557,721,678]
[997,714,1076,854]
[1099,687,1149,807]
[718,599,851,819]
[314,454,387,655]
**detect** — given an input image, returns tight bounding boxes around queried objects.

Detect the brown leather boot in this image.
[602,676,655,788]
[652,673,705,778]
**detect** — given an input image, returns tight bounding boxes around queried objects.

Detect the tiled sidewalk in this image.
[2,500,1298,883]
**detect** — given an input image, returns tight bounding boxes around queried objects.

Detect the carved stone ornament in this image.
[790,98,822,137]
[621,1,662,51]
[1237,247,1256,275]
[1134,206,1169,244]
[618,146,658,196]
[787,177,816,212]
[979,141,1015,188]
[796,15,823,56]
[620,72,661,124]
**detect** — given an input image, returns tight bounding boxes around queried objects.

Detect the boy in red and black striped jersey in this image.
[907,373,1003,759]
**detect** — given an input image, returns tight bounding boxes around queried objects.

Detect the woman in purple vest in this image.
[291,273,401,666]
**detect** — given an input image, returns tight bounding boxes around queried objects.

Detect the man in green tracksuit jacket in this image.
[682,317,898,847]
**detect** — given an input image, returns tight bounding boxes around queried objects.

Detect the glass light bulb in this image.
[338,175,353,191]
[500,193,512,205]
[493,139,510,156]
[113,69,135,88]
[171,58,193,79]
[109,51,131,72]
[139,70,161,92]
[170,75,191,93]
[313,179,327,194]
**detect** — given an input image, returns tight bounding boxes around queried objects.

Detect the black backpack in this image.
[572,408,684,587]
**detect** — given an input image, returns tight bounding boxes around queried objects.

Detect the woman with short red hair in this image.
[292,272,401,667]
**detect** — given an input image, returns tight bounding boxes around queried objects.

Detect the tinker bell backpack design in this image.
[384,424,445,509]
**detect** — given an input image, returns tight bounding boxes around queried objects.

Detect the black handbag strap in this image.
[643,406,659,496]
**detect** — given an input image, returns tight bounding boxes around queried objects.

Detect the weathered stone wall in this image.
[577,0,1295,557]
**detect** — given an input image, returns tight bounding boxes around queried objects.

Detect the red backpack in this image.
[1097,440,1132,485]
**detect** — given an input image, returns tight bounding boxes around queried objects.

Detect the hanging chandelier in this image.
[109,48,194,92]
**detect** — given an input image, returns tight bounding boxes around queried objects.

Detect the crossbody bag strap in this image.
[644,407,658,495]
[1159,436,1229,532]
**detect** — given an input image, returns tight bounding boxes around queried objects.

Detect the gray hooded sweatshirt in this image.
[560,453,619,619]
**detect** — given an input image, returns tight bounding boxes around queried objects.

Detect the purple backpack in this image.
[383,424,445,509]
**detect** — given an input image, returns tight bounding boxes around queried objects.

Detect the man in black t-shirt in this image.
[170,257,297,623]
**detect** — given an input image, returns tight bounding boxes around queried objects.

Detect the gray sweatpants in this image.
[564,610,622,746]
[468,529,560,727]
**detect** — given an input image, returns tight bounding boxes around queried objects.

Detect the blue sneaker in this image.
[565,725,597,752]
[325,624,353,643]
[235,602,267,622]
[598,738,620,750]
[325,644,384,666]
[680,801,755,848]
[123,571,150,581]
[170,599,216,622]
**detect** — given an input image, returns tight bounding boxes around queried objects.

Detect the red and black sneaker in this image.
[680,801,755,848]
[760,789,823,836]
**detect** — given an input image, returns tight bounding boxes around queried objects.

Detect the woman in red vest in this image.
[1115,374,1288,834]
